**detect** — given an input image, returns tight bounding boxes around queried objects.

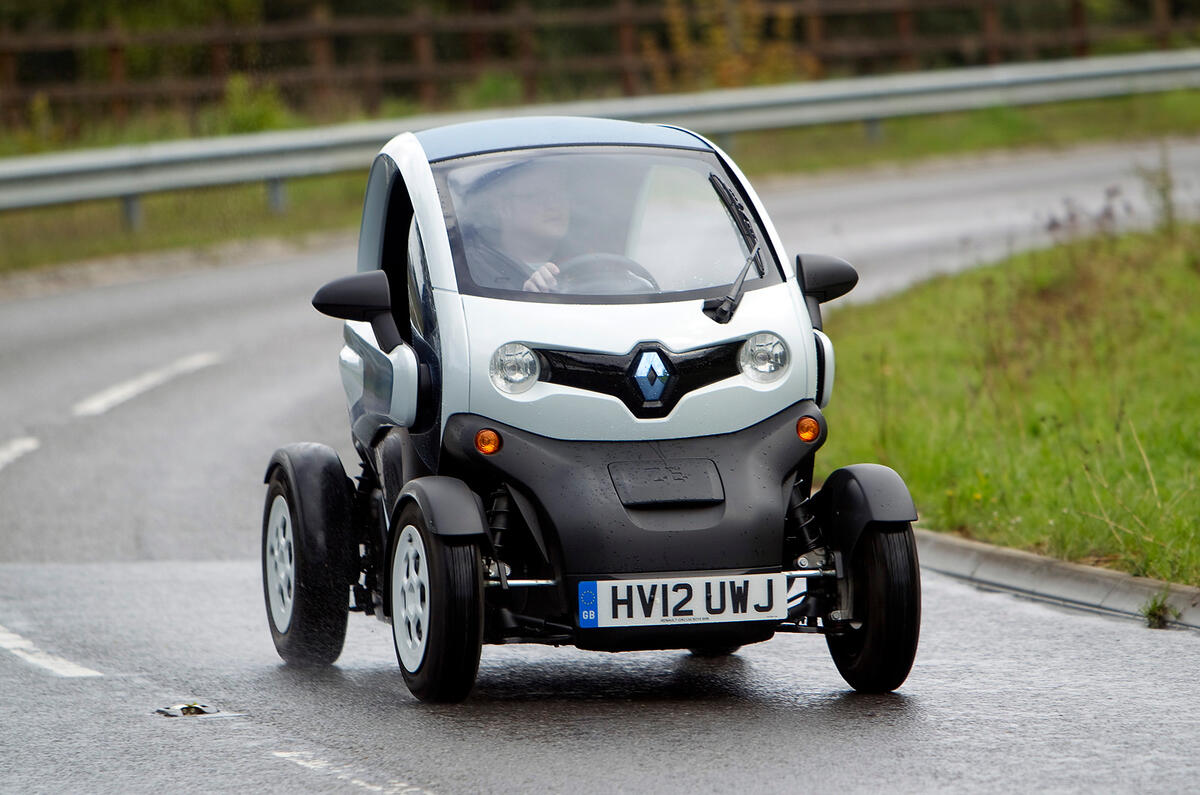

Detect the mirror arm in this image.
[370,313,403,354]
[796,255,824,331]
[312,270,403,352]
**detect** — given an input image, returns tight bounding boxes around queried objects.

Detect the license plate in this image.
[578,573,787,628]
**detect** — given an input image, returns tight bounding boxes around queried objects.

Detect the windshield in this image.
[432,145,782,303]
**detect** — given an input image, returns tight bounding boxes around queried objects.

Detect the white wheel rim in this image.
[265,495,295,632]
[392,524,430,672]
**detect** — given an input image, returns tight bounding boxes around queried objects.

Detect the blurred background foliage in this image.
[3,0,1199,150]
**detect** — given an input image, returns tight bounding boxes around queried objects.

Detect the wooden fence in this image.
[1,0,1195,124]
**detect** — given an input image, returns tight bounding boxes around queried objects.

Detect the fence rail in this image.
[1,0,1196,120]
[2,49,1199,224]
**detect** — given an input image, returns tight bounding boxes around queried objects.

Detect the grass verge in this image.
[0,173,363,276]
[3,89,1200,275]
[816,222,1200,586]
[731,89,1200,175]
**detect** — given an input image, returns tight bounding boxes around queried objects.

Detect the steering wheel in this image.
[553,253,660,294]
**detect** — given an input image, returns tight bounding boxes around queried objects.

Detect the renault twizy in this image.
[261,116,920,702]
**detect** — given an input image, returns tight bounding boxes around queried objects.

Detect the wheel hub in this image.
[392,525,430,672]
[265,495,295,632]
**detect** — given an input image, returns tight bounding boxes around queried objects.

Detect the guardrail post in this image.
[121,195,143,232]
[267,178,287,215]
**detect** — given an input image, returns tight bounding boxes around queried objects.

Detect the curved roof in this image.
[414,116,711,162]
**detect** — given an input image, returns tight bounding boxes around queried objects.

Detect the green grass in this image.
[1140,588,1182,628]
[731,89,1200,175]
[0,173,363,276]
[2,89,1200,275]
[816,221,1200,585]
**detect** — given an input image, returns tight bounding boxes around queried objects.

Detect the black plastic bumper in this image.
[441,400,826,577]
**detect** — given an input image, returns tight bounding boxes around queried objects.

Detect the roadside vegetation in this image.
[2,88,1200,275]
[816,198,1200,586]
[0,173,363,275]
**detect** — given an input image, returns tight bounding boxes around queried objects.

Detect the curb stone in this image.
[915,528,1200,631]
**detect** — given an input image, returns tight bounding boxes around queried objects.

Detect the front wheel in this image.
[389,502,483,703]
[825,523,921,692]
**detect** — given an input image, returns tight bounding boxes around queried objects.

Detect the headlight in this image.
[489,343,540,394]
[738,333,788,383]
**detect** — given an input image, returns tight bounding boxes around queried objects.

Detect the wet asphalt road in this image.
[2,140,1199,792]
[2,561,1198,792]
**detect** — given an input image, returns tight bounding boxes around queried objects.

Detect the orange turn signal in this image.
[475,428,502,455]
[796,416,820,443]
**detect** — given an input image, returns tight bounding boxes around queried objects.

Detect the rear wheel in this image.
[261,449,353,666]
[826,523,921,692]
[389,502,483,703]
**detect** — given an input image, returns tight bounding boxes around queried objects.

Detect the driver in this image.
[462,159,570,293]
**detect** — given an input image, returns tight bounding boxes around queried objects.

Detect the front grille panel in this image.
[535,342,740,418]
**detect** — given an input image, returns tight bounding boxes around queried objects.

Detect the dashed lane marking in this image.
[0,622,103,678]
[0,437,39,472]
[71,351,222,417]
[272,751,434,794]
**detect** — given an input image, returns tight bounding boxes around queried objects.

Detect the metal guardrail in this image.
[2,49,1200,225]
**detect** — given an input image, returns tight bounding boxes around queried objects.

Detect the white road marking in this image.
[0,437,39,472]
[0,623,103,678]
[272,751,433,794]
[71,351,222,417]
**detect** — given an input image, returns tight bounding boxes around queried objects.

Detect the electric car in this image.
[261,116,920,703]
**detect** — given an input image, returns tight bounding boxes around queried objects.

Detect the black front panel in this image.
[535,342,740,419]
[608,459,723,507]
[440,400,827,576]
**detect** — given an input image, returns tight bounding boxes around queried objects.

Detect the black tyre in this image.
[826,522,921,692]
[262,445,353,666]
[688,645,742,658]
[389,502,483,703]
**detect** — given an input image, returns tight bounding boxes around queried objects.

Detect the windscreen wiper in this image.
[704,173,765,324]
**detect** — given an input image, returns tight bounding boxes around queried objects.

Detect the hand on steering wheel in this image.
[553,253,659,294]
[523,261,560,292]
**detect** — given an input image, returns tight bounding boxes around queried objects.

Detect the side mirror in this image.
[313,270,403,352]
[796,253,858,331]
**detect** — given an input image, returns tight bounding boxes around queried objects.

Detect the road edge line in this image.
[915,528,1200,631]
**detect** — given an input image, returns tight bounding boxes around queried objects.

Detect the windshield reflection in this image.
[434,146,780,303]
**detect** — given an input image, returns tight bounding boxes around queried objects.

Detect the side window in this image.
[357,156,395,273]
[407,216,434,340]
[381,177,414,344]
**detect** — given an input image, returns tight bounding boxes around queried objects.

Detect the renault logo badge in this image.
[632,350,670,402]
